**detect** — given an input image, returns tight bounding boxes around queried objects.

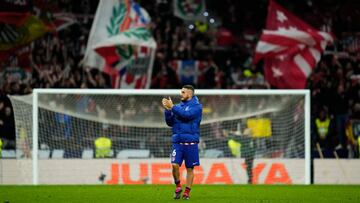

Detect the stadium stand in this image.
[1,0,360,159]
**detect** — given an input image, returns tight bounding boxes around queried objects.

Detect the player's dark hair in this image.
[183,85,195,94]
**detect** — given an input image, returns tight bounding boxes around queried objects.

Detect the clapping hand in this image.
[162,97,174,110]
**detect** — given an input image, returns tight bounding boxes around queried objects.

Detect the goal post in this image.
[9,89,311,185]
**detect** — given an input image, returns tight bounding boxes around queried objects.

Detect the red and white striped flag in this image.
[253,0,334,89]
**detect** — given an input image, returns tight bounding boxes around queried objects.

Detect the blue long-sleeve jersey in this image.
[164,96,202,143]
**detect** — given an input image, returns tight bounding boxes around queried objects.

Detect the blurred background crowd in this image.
[1,0,360,158]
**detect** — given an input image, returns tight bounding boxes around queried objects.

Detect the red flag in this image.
[254,0,334,89]
[0,12,30,26]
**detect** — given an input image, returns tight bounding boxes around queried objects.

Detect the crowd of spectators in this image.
[1,0,360,157]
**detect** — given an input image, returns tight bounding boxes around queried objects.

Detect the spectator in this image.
[345,103,360,158]
[314,108,335,150]
[54,103,72,138]
[224,128,256,184]
[332,84,350,149]
[0,99,15,149]
[94,136,112,158]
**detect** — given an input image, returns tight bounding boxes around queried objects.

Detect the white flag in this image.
[83,0,157,89]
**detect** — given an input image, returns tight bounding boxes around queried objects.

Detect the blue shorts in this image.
[171,143,200,168]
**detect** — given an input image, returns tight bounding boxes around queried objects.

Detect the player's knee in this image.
[186,167,194,173]
[172,163,180,169]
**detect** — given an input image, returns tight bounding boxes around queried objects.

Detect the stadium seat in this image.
[38,150,51,159]
[52,149,65,159]
[203,149,224,158]
[1,150,16,158]
[82,149,94,159]
[116,149,150,159]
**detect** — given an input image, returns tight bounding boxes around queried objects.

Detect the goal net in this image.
[8,89,310,185]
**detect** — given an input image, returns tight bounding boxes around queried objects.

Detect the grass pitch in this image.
[0,185,359,203]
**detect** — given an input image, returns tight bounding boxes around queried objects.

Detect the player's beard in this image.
[181,95,189,101]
